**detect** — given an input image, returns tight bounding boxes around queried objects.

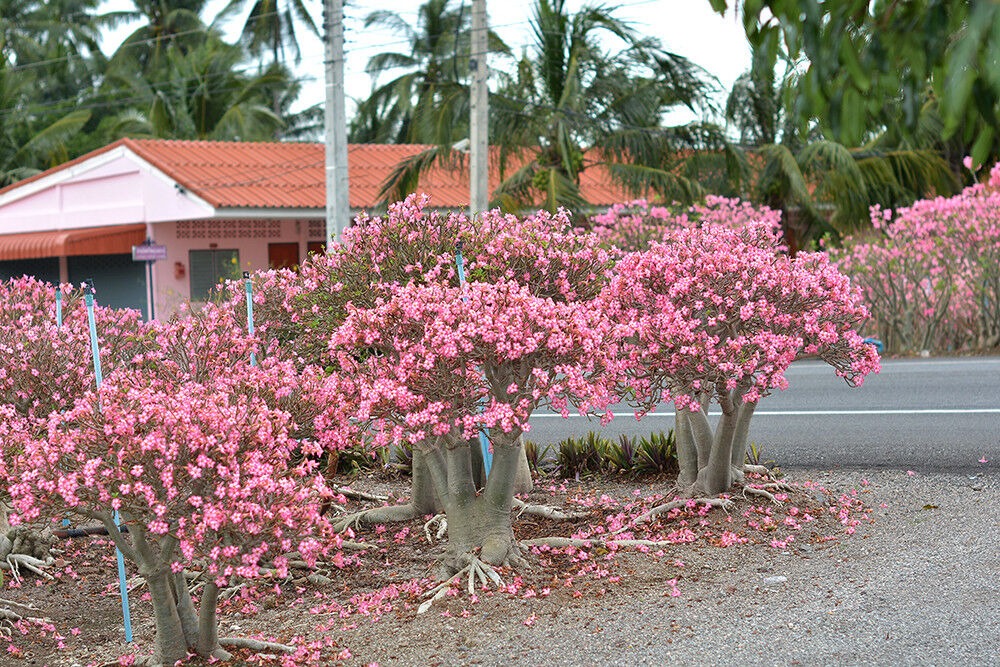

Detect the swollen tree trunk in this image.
[730,399,758,482]
[196,582,231,660]
[423,430,526,575]
[410,448,443,515]
[674,408,698,491]
[172,569,199,647]
[127,524,189,666]
[677,388,756,497]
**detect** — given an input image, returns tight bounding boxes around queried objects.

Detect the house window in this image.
[189,249,240,301]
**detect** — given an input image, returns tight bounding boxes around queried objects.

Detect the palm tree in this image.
[0,0,115,183]
[105,35,286,141]
[213,0,319,118]
[725,34,959,251]
[214,0,319,66]
[350,0,509,146]
[105,0,211,78]
[378,0,729,213]
[0,62,90,185]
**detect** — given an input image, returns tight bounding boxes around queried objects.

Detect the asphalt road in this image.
[525,356,1000,472]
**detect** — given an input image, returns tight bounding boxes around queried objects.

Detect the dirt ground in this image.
[0,467,972,667]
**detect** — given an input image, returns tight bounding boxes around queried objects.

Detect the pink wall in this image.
[0,152,213,233]
[150,217,324,317]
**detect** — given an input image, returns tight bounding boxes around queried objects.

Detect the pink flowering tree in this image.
[1,303,337,665]
[0,277,147,422]
[229,196,617,531]
[832,162,1000,353]
[603,222,879,496]
[589,196,784,252]
[329,279,616,573]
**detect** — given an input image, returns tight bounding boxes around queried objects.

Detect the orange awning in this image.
[0,224,148,261]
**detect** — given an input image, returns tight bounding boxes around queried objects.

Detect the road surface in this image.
[525,356,1000,471]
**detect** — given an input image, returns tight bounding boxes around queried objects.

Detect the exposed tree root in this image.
[332,486,389,504]
[743,464,788,484]
[332,503,422,533]
[418,555,504,614]
[0,599,52,638]
[423,514,447,543]
[520,536,688,550]
[219,636,296,654]
[742,486,782,504]
[618,497,734,533]
[2,554,54,582]
[512,499,591,521]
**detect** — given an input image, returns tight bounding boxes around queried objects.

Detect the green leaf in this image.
[838,36,870,93]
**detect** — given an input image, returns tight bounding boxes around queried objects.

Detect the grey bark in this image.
[674,408,698,491]
[730,399,758,482]
[196,582,231,660]
[172,570,199,648]
[675,388,759,497]
[424,430,525,573]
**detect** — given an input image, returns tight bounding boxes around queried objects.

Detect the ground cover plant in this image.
[0,191,884,664]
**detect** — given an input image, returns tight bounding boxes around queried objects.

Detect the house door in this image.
[268,243,299,269]
[68,254,147,313]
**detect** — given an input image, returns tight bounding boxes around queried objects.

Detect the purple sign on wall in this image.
[132,244,167,262]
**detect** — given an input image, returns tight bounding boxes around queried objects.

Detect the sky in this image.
[99,0,752,126]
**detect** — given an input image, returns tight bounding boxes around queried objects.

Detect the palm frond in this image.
[377,145,466,207]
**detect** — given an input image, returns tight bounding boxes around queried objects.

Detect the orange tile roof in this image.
[1,139,635,212]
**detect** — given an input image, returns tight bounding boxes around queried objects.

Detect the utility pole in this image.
[324,0,350,245]
[469,0,488,217]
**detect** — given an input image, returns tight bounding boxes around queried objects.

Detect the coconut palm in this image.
[0,63,90,185]
[378,0,730,213]
[105,35,285,141]
[214,0,319,66]
[725,27,959,251]
[106,0,211,78]
[350,0,509,146]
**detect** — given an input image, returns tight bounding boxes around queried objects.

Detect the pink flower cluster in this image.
[589,196,784,251]
[602,221,879,408]
[1,297,336,585]
[832,163,1000,353]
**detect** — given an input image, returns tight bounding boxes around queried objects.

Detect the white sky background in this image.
[99,0,751,127]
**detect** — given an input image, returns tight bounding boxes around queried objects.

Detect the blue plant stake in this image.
[455,242,493,477]
[84,279,134,644]
[243,272,257,367]
[57,288,70,527]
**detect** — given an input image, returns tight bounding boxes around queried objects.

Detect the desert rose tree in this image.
[832,162,1000,354]
[603,221,880,497]
[588,196,784,252]
[1,304,337,666]
[328,278,617,576]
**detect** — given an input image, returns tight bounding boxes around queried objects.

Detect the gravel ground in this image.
[340,468,999,667]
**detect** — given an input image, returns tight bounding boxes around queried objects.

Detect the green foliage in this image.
[722,0,1000,172]
[745,440,780,477]
[388,441,415,476]
[372,0,729,214]
[633,431,678,475]
[523,438,553,477]
[0,0,311,185]
[555,432,607,480]
[529,430,678,479]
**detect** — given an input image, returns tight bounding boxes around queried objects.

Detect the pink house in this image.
[0,139,631,317]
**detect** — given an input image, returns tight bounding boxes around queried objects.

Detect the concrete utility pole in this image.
[324,0,350,244]
[469,0,489,217]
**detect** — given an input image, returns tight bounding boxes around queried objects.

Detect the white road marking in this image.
[531,408,1000,418]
